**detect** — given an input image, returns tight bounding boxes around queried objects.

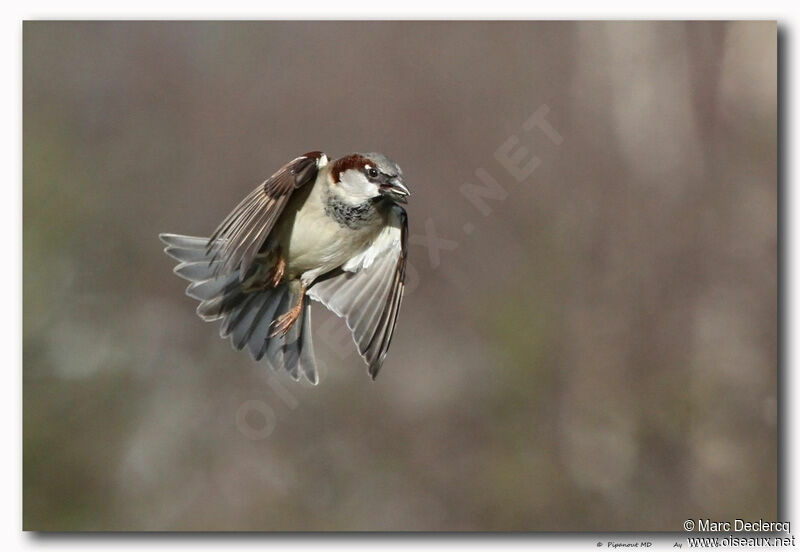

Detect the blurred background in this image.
[23,21,777,531]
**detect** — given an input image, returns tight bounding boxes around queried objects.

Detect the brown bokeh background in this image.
[23,21,777,531]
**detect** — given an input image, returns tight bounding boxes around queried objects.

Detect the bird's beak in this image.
[380,178,410,204]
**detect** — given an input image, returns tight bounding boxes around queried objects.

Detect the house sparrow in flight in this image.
[160,151,409,384]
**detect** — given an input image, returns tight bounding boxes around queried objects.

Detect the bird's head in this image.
[329,152,409,205]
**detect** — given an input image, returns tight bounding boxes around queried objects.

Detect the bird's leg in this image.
[266,248,286,288]
[270,283,307,337]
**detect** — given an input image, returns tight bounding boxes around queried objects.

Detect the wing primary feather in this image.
[207,188,261,257]
[352,256,394,352]
[370,265,405,376]
[205,153,321,278]
[343,272,382,342]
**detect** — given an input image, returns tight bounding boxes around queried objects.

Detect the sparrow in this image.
[159,151,410,384]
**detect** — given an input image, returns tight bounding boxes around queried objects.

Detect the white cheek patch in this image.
[338,169,379,202]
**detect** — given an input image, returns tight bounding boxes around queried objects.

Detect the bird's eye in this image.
[367,168,379,179]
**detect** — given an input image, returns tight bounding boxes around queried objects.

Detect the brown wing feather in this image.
[207,151,325,278]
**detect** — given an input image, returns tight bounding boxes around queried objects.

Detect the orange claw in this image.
[267,250,286,288]
[269,284,306,338]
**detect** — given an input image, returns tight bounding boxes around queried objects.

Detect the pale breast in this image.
[278,181,384,280]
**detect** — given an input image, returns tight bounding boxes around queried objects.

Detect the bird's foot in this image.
[269,285,306,337]
[266,251,286,288]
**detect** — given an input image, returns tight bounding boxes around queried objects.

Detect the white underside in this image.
[275,174,385,284]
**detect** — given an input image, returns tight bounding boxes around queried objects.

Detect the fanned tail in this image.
[159,233,317,383]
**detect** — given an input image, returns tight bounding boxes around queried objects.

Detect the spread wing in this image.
[307,204,408,379]
[207,151,326,278]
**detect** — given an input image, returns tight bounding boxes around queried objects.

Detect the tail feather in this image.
[298,302,318,384]
[263,291,292,372]
[221,292,259,339]
[249,288,287,360]
[174,260,223,282]
[283,315,302,381]
[190,273,240,302]
[283,303,311,381]
[230,293,267,349]
[160,234,212,263]
[281,297,318,382]
[159,233,318,384]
